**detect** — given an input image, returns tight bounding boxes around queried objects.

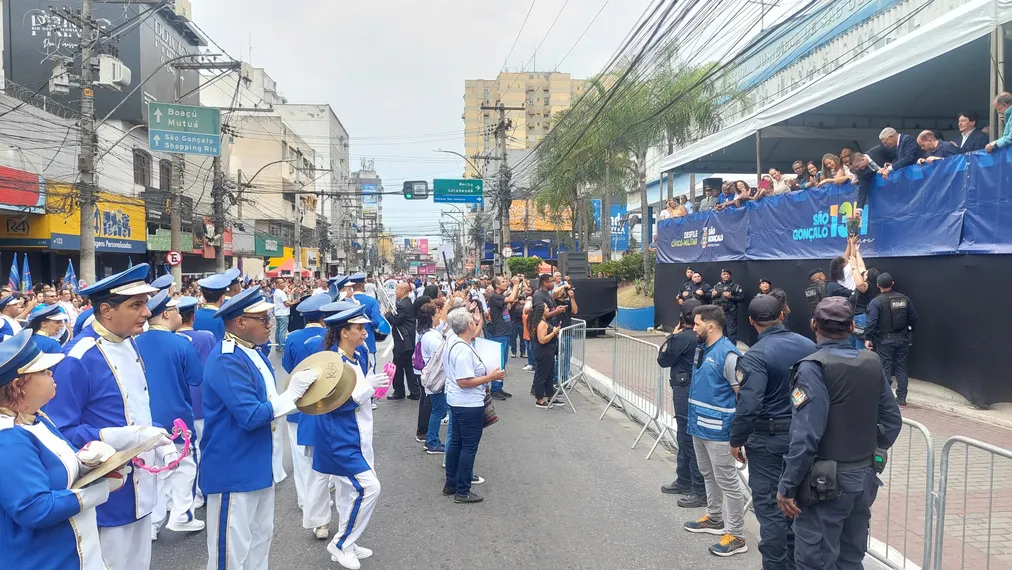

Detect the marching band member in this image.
[151,274,175,295]
[27,304,68,353]
[44,263,177,570]
[200,286,318,570]
[0,330,127,570]
[348,273,391,373]
[177,296,216,509]
[0,294,24,340]
[135,290,204,539]
[315,305,388,569]
[280,292,332,515]
[194,269,241,342]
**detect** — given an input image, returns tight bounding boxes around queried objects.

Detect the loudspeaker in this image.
[558,252,590,279]
[702,177,722,190]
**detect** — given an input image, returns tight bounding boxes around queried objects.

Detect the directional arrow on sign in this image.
[153,109,162,123]
[153,135,161,145]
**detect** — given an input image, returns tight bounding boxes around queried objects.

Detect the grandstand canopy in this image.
[661,0,1005,174]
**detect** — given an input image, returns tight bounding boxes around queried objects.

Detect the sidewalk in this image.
[584,330,1012,570]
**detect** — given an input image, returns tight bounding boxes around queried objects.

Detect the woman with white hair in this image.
[441,308,504,504]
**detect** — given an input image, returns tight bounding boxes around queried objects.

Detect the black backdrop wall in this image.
[655,255,1012,407]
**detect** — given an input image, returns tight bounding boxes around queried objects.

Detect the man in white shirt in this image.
[272,277,293,351]
[364,274,378,299]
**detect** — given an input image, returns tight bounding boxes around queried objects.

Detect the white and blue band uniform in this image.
[44,263,177,570]
[27,303,69,354]
[348,273,391,372]
[0,330,115,570]
[299,301,369,537]
[729,295,817,570]
[194,269,241,343]
[312,305,380,566]
[135,290,205,535]
[200,286,316,570]
[778,297,902,570]
[0,294,24,340]
[280,293,333,512]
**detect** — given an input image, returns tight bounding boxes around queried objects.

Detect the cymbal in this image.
[72,435,162,489]
[294,351,357,415]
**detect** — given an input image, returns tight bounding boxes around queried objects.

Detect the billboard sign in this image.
[361,183,378,213]
[0,165,45,214]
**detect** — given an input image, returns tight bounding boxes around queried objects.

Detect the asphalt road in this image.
[151,346,759,569]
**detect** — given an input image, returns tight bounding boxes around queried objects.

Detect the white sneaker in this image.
[193,495,204,510]
[371,402,378,410]
[314,524,329,539]
[150,525,159,541]
[352,544,373,559]
[522,364,533,371]
[327,543,361,569]
[166,519,204,532]
[472,474,485,485]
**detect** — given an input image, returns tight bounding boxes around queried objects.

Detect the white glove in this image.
[77,441,116,468]
[154,443,179,466]
[106,465,131,493]
[287,369,320,400]
[366,373,390,390]
[99,426,172,452]
[76,481,111,510]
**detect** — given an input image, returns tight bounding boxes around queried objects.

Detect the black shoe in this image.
[500,390,513,399]
[520,353,527,359]
[677,493,707,508]
[661,481,692,495]
[490,392,507,401]
[406,393,420,401]
[454,491,484,504]
[415,434,426,443]
[386,394,405,401]
[897,397,907,406]
[441,486,456,496]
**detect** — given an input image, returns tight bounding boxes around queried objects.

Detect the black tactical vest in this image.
[796,349,883,463]
[873,291,909,334]
[805,281,828,312]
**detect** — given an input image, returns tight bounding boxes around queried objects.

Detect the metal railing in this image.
[932,436,1012,570]
[868,418,935,570]
[597,333,668,453]
[551,318,587,413]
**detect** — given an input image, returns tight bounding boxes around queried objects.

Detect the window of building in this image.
[159,159,172,190]
[544,96,550,105]
[133,149,152,186]
[529,74,534,79]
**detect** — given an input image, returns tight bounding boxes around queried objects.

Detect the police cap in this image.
[813,297,853,324]
[680,299,702,317]
[720,268,732,275]
[808,268,826,279]
[749,295,782,322]
[876,272,894,288]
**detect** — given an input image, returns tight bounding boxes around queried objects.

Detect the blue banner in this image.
[656,149,979,263]
[591,200,630,252]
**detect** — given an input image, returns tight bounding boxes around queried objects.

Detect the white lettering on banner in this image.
[265,239,278,251]
[683,230,699,239]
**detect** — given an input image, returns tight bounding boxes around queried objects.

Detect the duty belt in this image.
[880,332,907,340]
[836,457,875,471]
[756,417,792,435]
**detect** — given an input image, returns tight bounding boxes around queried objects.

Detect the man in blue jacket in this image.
[877,127,920,179]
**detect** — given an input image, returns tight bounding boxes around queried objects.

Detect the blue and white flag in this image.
[21,255,32,292]
[7,253,19,292]
[64,260,78,293]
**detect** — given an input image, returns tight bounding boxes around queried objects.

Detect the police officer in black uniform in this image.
[711,269,745,343]
[677,267,695,305]
[758,278,772,296]
[659,299,706,507]
[804,268,829,315]
[729,296,817,569]
[777,297,902,570]
[686,271,711,304]
[864,272,918,406]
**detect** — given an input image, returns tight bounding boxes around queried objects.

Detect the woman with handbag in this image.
[442,308,504,504]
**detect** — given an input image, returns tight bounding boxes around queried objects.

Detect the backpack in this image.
[419,330,450,393]
[412,337,425,370]
[805,281,828,312]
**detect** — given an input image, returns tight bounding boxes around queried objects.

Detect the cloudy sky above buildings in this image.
[193,0,654,240]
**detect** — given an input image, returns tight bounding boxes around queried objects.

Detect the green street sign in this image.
[433,179,484,204]
[148,102,221,156]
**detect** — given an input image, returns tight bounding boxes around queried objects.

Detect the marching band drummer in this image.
[0,330,130,570]
[314,304,390,569]
[135,290,205,539]
[44,263,177,570]
[200,286,319,570]
[280,292,332,516]
[27,304,69,353]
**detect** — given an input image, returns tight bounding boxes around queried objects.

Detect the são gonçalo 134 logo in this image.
[793,202,868,242]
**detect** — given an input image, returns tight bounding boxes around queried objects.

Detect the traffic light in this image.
[402,181,429,200]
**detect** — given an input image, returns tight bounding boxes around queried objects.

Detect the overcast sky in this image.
[192,0,654,240]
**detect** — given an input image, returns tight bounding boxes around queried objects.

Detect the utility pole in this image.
[481,103,522,274]
[169,68,185,286]
[212,156,226,272]
[77,0,98,285]
[294,198,303,282]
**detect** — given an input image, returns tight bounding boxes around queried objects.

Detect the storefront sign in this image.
[46,185,147,253]
[255,233,283,256]
[0,213,49,247]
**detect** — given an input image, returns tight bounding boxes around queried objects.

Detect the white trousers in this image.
[303,466,335,529]
[100,515,152,570]
[271,421,287,483]
[329,470,380,553]
[193,419,205,501]
[151,443,197,526]
[206,487,274,570]
[286,420,311,510]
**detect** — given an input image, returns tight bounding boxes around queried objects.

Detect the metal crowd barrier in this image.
[932,436,1012,570]
[867,418,934,570]
[597,334,669,453]
[550,319,587,413]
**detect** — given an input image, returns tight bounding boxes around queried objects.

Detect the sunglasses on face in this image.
[243,313,273,327]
